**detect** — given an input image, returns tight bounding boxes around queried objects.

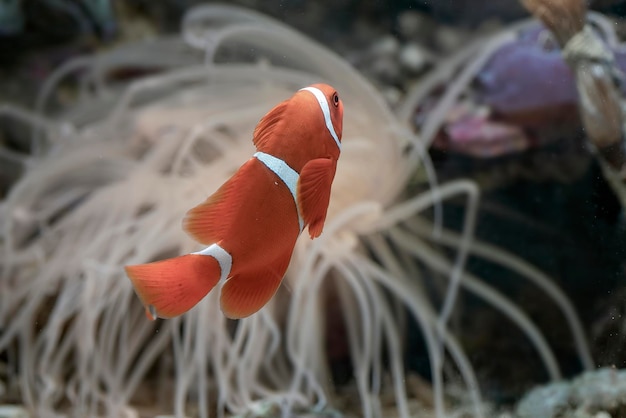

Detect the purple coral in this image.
[478,23,626,119]
[477,25,578,116]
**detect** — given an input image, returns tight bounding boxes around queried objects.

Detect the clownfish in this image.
[124,83,344,319]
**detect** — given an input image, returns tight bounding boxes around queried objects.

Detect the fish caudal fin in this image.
[125,254,221,319]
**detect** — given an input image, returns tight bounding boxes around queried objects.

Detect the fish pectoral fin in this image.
[220,252,292,319]
[297,158,337,239]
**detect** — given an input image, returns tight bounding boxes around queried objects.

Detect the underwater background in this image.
[3,1,626,417]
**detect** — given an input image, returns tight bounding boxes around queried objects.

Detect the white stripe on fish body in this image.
[299,86,341,151]
[192,243,233,283]
[254,151,304,232]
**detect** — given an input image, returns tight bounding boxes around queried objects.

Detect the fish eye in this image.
[332,92,339,107]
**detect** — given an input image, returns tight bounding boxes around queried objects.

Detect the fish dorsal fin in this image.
[183,158,258,244]
[297,158,337,239]
[253,100,289,150]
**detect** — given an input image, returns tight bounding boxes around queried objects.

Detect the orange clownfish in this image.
[125,83,344,319]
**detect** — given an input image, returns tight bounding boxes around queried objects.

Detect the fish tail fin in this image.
[125,254,222,319]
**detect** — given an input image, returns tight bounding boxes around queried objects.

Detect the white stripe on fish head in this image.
[299,86,341,151]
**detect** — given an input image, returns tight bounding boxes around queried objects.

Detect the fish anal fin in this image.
[297,158,337,239]
[253,101,288,150]
[183,159,257,244]
[220,252,292,319]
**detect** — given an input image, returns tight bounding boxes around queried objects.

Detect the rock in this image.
[0,0,23,36]
[434,25,466,53]
[370,56,401,84]
[515,382,570,418]
[370,35,400,57]
[0,406,29,418]
[569,368,626,412]
[399,42,428,73]
[382,86,403,107]
[515,368,626,418]
[396,10,425,39]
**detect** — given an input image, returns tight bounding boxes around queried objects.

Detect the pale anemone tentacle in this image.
[364,231,485,418]
[334,257,411,418]
[284,203,381,414]
[351,246,486,418]
[587,11,621,46]
[410,32,517,149]
[105,65,319,127]
[285,196,487,417]
[404,216,594,371]
[33,37,202,139]
[334,260,381,418]
[284,258,337,412]
[396,125,444,238]
[31,56,94,153]
[389,227,561,380]
[363,179,482,408]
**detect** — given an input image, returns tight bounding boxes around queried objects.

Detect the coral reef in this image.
[516,368,626,418]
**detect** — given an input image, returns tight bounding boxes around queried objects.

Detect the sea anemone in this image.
[0,5,593,418]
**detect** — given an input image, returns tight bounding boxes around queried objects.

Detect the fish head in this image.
[297,83,343,160]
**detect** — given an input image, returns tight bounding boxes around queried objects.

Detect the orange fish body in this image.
[125,84,344,319]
